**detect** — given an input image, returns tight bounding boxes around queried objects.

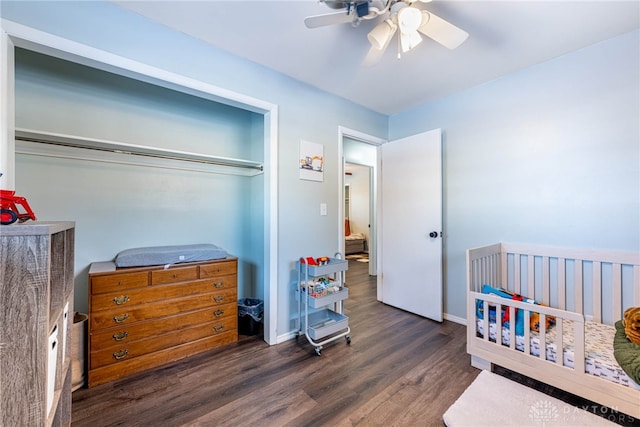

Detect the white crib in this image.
[467,242,640,419]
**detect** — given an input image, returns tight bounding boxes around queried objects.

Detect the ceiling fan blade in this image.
[304,11,355,29]
[362,45,386,67]
[418,11,468,49]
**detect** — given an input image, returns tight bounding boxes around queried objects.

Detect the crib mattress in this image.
[476,320,640,390]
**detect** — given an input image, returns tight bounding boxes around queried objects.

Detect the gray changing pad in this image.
[114,244,228,268]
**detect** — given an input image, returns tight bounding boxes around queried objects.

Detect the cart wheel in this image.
[0,209,18,225]
[345,336,351,345]
[315,347,322,356]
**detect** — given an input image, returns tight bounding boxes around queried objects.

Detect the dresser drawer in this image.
[91,271,149,294]
[90,288,238,330]
[90,317,237,369]
[88,330,238,387]
[151,266,198,285]
[90,276,237,312]
[200,260,237,278]
[90,303,237,352]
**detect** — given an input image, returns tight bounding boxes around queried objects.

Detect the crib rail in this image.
[470,291,586,367]
[467,242,640,325]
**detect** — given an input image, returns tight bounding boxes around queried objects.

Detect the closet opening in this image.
[2,24,279,344]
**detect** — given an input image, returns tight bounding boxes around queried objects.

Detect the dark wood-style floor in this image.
[72,257,480,426]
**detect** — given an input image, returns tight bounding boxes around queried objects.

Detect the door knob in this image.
[429,231,439,238]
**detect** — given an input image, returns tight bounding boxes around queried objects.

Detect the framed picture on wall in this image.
[299,140,324,182]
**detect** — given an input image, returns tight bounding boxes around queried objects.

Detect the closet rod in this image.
[14,129,263,172]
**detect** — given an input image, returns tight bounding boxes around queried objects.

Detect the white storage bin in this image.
[47,324,58,415]
[62,302,69,361]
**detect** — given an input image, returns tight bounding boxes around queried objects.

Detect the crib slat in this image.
[558,258,566,310]
[500,251,507,289]
[575,260,583,315]
[514,254,521,294]
[574,321,585,373]
[483,256,489,285]
[539,313,546,360]
[523,310,531,355]
[612,263,622,322]
[495,302,502,345]
[542,256,550,305]
[555,319,564,366]
[593,261,602,323]
[527,255,535,298]
[508,306,516,350]
[482,300,489,342]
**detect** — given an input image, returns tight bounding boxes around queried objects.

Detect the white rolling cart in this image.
[297,254,350,356]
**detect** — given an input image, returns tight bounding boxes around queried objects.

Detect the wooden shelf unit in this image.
[0,221,75,426]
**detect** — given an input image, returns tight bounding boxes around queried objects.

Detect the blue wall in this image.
[390,30,640,319]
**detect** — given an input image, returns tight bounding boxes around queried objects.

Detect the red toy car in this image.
[0,190,37,225]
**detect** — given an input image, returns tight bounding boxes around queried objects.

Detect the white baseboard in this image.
[276,312,467,344]
[276,330,298,344]
[444,312,467,326]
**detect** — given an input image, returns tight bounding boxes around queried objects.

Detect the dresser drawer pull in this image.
[113,295,130,305]
[113,349,129,360]
[213,309,225,318]
[113,313,129,324]
[213,281,225,288]
[212,325,224,333]
[213,295,225,303]
[112,331,129,341]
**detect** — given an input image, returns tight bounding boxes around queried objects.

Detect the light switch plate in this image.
[320,203,327,216]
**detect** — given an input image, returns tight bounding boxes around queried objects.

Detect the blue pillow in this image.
[476,284,526,335]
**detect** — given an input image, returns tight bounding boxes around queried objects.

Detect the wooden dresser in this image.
[87,257,238,387]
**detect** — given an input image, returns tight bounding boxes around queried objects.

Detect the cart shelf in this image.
[304,288,349,309]
[305,309,349,340]
[303,258,348,277]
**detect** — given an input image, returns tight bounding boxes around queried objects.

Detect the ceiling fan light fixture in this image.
[397,6,423,33]
[400,30,423,53]
[368,18,397,50]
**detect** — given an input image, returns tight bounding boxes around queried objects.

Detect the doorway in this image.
[344,163,372,262]
[339,127,384,277]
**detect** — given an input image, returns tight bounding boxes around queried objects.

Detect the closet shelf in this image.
[14,128,263,177]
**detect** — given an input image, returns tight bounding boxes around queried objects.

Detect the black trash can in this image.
[238,298,264,336]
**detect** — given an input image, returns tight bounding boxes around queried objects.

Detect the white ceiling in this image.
[114,0,639,115]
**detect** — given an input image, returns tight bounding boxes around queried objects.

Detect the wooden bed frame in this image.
[466,242,640,419]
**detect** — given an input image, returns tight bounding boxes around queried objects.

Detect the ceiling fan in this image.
[304,0,468,61]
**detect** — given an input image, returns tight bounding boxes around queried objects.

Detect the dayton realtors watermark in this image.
[529,399,636,426]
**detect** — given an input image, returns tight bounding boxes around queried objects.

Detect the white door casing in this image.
[379,129,443,321]
[0,27,15,189]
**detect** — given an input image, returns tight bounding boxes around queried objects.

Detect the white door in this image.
[379,129,442,321]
